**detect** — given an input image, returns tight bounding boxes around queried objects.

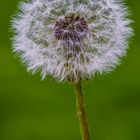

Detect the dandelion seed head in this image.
[12,0,133,83]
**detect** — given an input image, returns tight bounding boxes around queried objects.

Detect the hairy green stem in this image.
[74,81,90,140]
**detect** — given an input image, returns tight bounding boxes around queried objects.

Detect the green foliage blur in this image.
[0,0,139,140]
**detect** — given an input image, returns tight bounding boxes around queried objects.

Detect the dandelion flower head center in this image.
[55,14,88,41]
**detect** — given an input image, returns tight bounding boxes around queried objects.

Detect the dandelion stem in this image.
[74,80,90,140]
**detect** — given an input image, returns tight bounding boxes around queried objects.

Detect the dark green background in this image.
[0,0,139,140]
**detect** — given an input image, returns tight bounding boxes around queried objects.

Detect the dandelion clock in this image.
[11,0,133,139]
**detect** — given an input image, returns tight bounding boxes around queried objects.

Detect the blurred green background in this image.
[0,0,140,140]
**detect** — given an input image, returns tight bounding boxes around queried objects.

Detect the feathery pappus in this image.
[12,0,133,83]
